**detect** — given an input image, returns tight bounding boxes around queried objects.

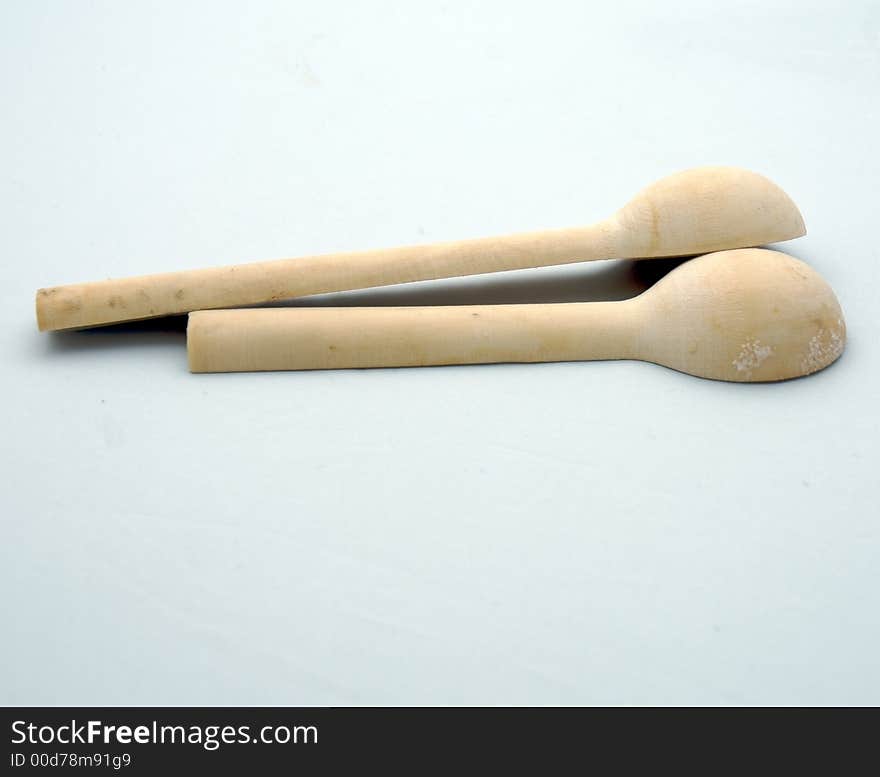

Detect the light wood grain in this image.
[36,167,804,331]
[187,249,845,382]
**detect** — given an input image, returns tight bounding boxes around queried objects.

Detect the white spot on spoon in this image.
[733,338,773,378]
[801,318,845,373]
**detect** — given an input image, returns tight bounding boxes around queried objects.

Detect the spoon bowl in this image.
[635,248,844,381]
[612,166,806,258]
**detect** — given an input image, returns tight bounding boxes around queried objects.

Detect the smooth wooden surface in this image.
[36,166,805,331]
[187,249,845,382]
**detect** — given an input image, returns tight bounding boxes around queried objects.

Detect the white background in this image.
[2,0,878,704]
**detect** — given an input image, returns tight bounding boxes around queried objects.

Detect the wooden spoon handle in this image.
[187,303,635,373]
[36,224,616,332]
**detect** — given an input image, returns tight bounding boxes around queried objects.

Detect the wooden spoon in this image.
[187,249,845,382]
[37,167,804,331]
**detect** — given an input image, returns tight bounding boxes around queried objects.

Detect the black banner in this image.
[1,707,874,772]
